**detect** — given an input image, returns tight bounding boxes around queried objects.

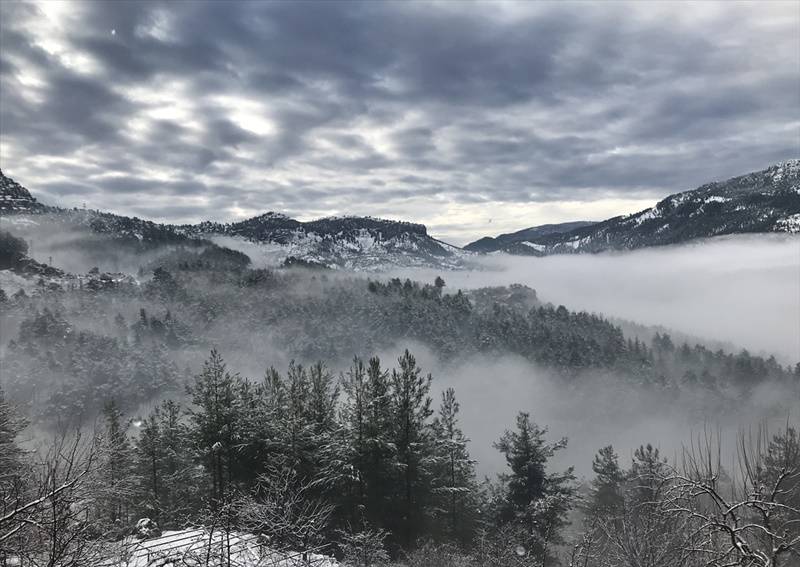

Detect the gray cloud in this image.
[0,1,797,242]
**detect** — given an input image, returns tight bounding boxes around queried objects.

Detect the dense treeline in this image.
[1,350,798,566]
[1,242,798,564]
[1,349,571,563]
[1,256,796,421]
[2,308,184,418]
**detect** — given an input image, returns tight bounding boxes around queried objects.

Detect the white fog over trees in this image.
[1,1,798,565]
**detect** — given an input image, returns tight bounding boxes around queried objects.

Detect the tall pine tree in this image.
[100,400,137,531]
[187,349,239,507]
[494,412,575,563]
[430,387,478,545]
[389,350,434,548]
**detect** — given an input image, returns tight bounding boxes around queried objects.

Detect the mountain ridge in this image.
[0,169,44,213]
[465,159,800,255]
[2,160,798,270]
[0,170,464,270]
[464,220,598,254]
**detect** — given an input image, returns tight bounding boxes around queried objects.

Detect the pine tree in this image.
[389,350,434,548]
[430,387,478,545]
[0,385,26,542]
[574,445,625,564]
[306,361,342,498]
[363,356,395,531]
[629,444,667,504]
[134,400,198,527]
[136,409,162,520]
[308,361,339,434]
[187,349,239,507]
[339,357,370,525]
[283,361,315,480]
[101,400,137,531]
[589,445,624,515]
[494,412,575,562]
[0,386,24,477]
[260,366,288,463]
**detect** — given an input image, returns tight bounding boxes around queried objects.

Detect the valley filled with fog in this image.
[387,234,800,364]
[2,209,799,566]
[3,219,797,479]
[2,0,799,563]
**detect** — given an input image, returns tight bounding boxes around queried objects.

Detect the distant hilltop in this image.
[1,160,798,269]
[465,159,800,255]
[0,169,43,213]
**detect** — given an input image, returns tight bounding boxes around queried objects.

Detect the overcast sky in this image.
[1,1,798,244]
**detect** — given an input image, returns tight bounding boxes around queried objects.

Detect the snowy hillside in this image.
[0,169,44,213]
[464,221,597,254]
[188,215,467,271]
[466,159,800,255]
[0,170,467,271]
[3,160,798,269]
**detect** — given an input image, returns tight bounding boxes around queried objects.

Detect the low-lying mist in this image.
[386,234,800,364]
[3,219,797,482]
[359,342,798,479]
[0,215,191,276]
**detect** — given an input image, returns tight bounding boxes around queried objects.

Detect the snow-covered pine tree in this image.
[134,400,198,528]
[493,411,575,562]
[100,400,138,532]
[0,385,24,483]
[339,357,370,525]
[187,349,239,507]
[306,361,343,498]
[308,361,339,435]
[589,445,624,515]
[363,356,396,531]
[0,385,26,552]
[389,350,434,548]
[430,387,478,545]
[629,443,667,504]
[136,409,162,521]
[283,361,315,480]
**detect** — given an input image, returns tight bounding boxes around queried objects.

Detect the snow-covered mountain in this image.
[465,160,800,255]
[0,170,465,271]
[0,169,44,213]
[464,221,597,254]
[3,160,797,271]
[185,214,465,270]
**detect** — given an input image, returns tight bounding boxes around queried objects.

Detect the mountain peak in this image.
[0,170,43,213]
[465,160,800,255]
[769,159,800,184]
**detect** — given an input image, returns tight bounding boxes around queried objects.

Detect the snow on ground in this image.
[631,207,661,226]
[208,235,292,268]
[101,528,339,567]
[776,213,800,233]
[520,241,545,252]
[1,216,40,226]
[0,269,35,295]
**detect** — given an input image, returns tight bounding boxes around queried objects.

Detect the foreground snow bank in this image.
[101,528,339,567]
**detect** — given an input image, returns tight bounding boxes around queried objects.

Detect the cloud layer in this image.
[1,1,797,243]
[386,235,800,364]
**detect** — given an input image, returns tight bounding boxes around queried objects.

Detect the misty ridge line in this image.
[2,159,799,257]
[1,214,798,373]
[1,142,798,567]
[2,235,797,435]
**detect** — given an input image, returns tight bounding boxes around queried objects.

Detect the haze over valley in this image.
[1,1,798,566]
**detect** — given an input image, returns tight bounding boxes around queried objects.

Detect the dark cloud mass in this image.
[0,1,797,243]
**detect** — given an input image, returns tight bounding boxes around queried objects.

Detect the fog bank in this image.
[387,235,800,364]
[366,343,799,479]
